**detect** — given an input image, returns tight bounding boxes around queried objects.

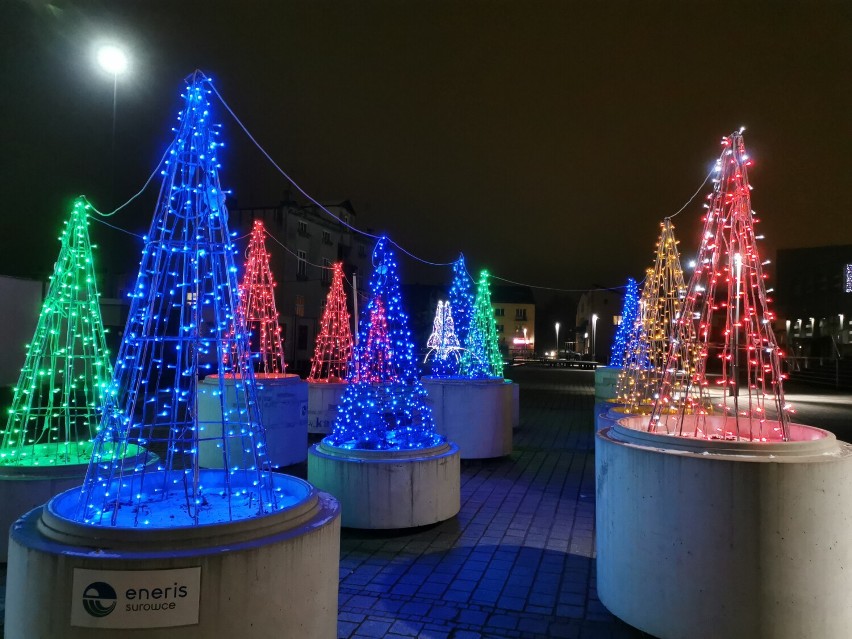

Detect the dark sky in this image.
[2,0,851,293]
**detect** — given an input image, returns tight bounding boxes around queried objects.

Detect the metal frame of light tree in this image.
[1,197,113,467]
[459,270,503,379]
[326,237,439,450]
[649,131,790,441]
[609,278,640,367]
[74,73,281,527]
[616,219,695,413]
[308,262,353,382]
[424,300,462,376]
[232,219,286,375]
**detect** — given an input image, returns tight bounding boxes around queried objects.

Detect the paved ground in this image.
[2,366,850,638]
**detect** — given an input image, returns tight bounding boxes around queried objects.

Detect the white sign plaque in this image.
[70,567,201,629]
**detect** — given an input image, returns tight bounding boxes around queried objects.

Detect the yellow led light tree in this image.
[616,218,696,413]
[0,197,112,467]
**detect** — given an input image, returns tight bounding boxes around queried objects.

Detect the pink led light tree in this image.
[649,130,791,441]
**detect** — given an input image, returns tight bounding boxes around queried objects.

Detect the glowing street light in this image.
[554,322,560,359]
[591,314,599,361]
[95,44,128,159]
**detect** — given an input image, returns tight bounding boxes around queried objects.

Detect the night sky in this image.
[2,1,851,296]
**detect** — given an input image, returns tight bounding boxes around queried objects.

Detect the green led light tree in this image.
[459,270,503,378]
[0,197,112,467]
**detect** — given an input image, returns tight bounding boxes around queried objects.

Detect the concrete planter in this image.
[197,374,308,468]
[593,400,629,432]
[422,377,512,459]
[596,415,852,639]
[307,381,347,435]
[507,380,520,430]
[307,440,460,528]
[594,366,621,402]
[5,472,341,639]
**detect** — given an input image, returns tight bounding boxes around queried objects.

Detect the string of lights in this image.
[308,262,354,382]
[459,270,504,379]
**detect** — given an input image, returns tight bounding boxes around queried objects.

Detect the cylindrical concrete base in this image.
[422,377,512,459]
[0,463,87,562]
[594,366,621,402]
[596,417,852,639]
[197,374,308,467]
[5,474,341,638]
[307,440,460,528]
[307,381,347,434]
[593,401,631,432]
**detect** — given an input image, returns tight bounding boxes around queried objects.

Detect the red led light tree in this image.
[236,219,286,375]
[308,262,353,382]
[649,131,790,441]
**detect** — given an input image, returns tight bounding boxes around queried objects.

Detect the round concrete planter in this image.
[422,377,512,459]
[0,443,152,562]
[596,415,852,639]
[307,439,460,528]
[5,472,341,638]
[307,381,347,435]
[594,366,621,401]
[507,380,520,430]
[593,400,630,432]
[197,374,308,467]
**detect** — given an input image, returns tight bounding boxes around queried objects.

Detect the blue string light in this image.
[609,278,640,367]
[71,73,284,528]
[325,237,441,450]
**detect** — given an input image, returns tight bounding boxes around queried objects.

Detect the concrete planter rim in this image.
[35,471,321,550]
[315,439,455,461]
[612,415,838,457]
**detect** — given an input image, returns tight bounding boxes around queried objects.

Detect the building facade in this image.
[574,288,624,362]
[491,286,536,356]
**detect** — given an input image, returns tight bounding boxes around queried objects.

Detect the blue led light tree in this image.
[425,300,462,377]
[447,255,474,369]
[459,270,503,379]
[73,73,283,527]
[609,278,640,367]
[325,237,440,450]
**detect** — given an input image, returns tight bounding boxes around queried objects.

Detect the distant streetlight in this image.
[591,314,599,361]
[554,322,560,358]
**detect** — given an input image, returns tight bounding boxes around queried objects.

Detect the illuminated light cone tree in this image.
[609,278,640,367]
[308,262,353,382]
[447,254,474,373]
[235,219,286,374]
[616,219,696,413]
[649,130,790,441]
[459,270,503,379]
[74,74,283,527]
[326,237,440,450]
[424,300,462,377]
[1,197,116,467]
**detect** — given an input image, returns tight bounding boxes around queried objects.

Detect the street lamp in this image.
[96,44,128,155]
[591,314,598,361]
[554,322,560,359]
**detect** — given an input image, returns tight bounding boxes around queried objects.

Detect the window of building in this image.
[298,220,308,236]
[297,250,307,278]
[322,259,331,284]
[496,324,504,333]
[494,308,505,317]
[295,295,304,317]
[613,315,622,326]
[297,325,308,350]
[514,308,527,321]
[322,230,332,245]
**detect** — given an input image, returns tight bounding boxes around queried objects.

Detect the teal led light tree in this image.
[609,278,640,367]
[72,73,283,527]
[0,197,115,467]
[425,300,462,377]
[325,237,440,450]
[459,270,503,378]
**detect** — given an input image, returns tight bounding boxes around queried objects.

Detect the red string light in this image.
[308,262,353,382]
